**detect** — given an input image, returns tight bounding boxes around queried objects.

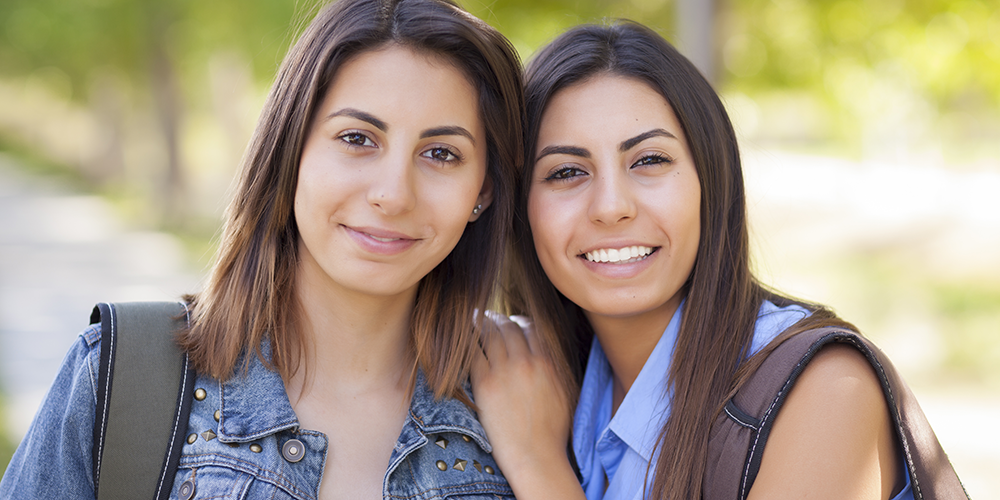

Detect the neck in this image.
[586,293,683,413]
[288,264,418,402]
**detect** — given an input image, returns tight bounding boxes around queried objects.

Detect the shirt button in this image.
[282,438,305,463]
[179,479,196,500]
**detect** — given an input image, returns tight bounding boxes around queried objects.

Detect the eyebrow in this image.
[328,108,388,132]
[535,128,678,162]
[536,145,591,162]
[619,129,676,152]
[326,109,475,145]
[421,126,476,145]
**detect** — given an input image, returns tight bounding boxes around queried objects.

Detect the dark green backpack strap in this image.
[90,301,196,500]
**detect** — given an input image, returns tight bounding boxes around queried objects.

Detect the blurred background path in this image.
[0,154,200,449]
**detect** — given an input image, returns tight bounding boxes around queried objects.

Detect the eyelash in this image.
[421,146,464,164]
[543,166,587,182]
[338,131,375,148]
[632,153,673,167]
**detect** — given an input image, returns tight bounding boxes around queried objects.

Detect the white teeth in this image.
[584,245,654,263]
[370,235,398,242]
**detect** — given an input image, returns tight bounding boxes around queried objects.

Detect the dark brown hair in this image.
[179,0,524,402]
[508,22,853,498]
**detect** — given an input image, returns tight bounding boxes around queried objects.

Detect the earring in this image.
[472,204,482,215]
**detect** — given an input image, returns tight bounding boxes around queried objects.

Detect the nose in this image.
[588,169,636,226]
[367,153,417,216]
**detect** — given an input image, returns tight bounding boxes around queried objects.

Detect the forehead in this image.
[320,45,482,122]
[538,74,683,145]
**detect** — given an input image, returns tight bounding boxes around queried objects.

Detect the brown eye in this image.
[422,147,460,163]
[545,166,586,181]
[338,132,375,147]
[631,154,672,168]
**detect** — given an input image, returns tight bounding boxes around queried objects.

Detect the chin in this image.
[578,298,660,319]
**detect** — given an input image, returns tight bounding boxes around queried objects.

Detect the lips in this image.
[343,225,420,255]
[582,245,656,264]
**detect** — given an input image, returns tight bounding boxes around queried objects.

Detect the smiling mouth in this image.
[582,245,657,264]
[368,235,403,243]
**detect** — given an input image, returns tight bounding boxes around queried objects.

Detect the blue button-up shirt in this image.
[572,300,914,500]
[1,323,513,499]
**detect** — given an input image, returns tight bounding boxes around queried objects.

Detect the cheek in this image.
[527,192,566,268]
[671,183,702,269]
[429,175,483,242]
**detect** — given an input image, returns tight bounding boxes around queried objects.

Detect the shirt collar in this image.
[605,303,683,461]
[573,303,684,468]
[215,340,491,450]
[217,340,299,442]
[406,371,493,453]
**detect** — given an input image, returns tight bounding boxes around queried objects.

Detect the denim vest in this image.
[1,324,514,499]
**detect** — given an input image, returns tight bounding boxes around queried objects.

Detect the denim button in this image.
[179,479,195,500]
[282,438,305,463]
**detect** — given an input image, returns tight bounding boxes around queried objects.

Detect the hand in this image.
[471,313,585,500]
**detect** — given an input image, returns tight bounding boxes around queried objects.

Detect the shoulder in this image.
[748,343,901,500]
[776,344,889,439]
[0,324,103,497]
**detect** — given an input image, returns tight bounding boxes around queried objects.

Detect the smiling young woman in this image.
[0,0,528,498]
[472,21,964,500]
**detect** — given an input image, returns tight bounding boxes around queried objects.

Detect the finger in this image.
[509,315,541,355]
[495,314,531,360]
[470,339,490,385]
[479,310,509,364]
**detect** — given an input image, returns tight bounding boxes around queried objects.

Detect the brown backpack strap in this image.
[704,327,968,500]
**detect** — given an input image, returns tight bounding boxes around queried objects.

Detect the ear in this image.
[468,174,495,222]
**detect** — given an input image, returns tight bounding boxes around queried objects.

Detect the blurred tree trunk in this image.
[148,7,185,227]
[677,0,715,84]
[88,71,127,184]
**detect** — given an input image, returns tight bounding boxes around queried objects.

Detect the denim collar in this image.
[215,339,491,451]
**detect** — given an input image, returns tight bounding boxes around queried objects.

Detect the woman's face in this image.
[295,46,490,300]
[528,74,700,323]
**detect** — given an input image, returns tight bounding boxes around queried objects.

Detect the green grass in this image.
[0,392,17,480]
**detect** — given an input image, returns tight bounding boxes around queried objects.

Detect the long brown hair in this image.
[179,0,524,402]
[509,22,854,498]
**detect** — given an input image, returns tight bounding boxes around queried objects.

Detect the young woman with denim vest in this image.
[0,0,526,498]
[471,23,921,500]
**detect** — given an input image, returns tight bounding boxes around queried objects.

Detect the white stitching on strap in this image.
[155,302,191,500]
[857,337,920,499]
[95,304,116,491]
[724,404,759,431]
[739,342,814,500]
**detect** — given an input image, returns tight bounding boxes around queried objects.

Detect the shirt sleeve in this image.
[0,324,101,499]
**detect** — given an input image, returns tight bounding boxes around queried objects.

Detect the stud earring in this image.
[472,204,482,215]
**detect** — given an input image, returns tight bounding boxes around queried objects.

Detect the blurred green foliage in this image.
[931,282,1000,382]
[0,0,320,100]
[3,0,997,107]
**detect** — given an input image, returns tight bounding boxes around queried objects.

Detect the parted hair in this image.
[507,22,853,498]
[179,0,524,402]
